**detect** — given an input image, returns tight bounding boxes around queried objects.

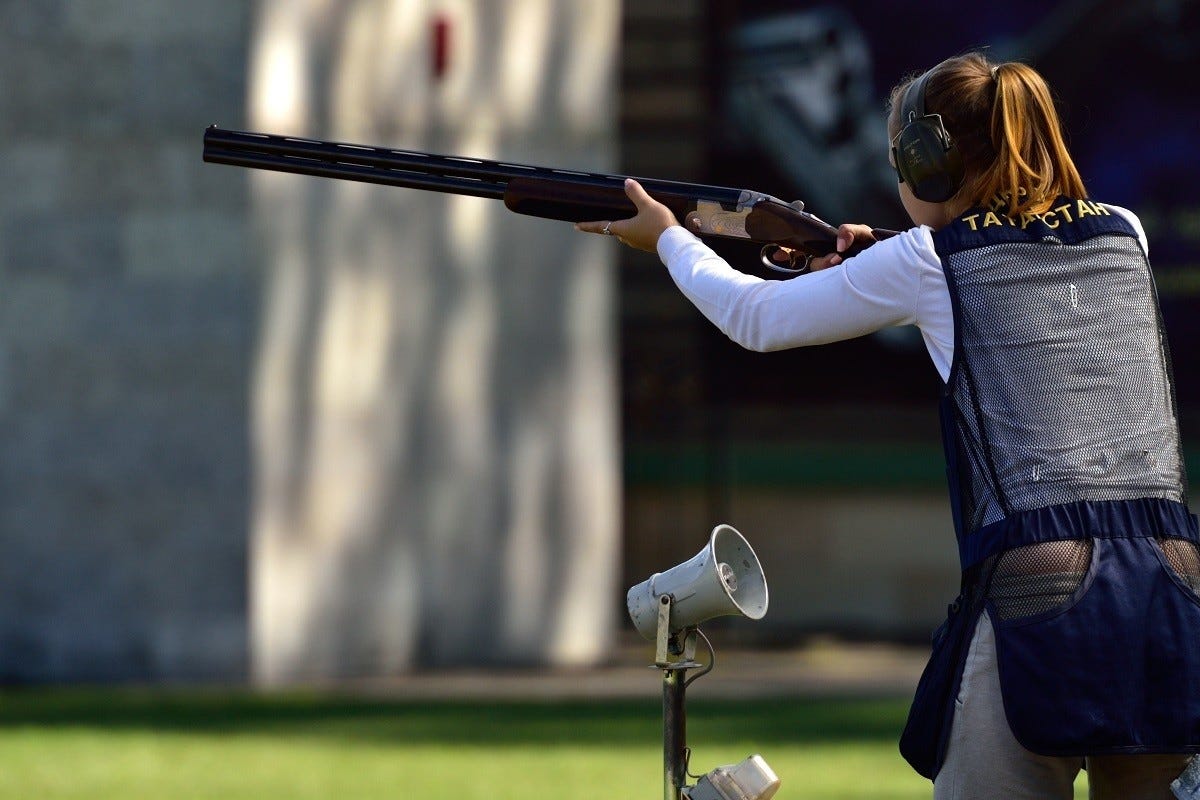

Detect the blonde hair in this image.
[887,53,1086,217]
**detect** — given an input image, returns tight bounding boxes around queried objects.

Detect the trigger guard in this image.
[759,244,811,275]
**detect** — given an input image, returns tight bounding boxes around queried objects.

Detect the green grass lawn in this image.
[0,690,1086,799]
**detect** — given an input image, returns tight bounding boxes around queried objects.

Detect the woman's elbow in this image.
[724,321,780,352]
[718,287,796,352]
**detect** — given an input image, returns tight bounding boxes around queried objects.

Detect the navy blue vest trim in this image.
[935,233,968,541]
[959,498,1200,570]
[933,198,1138,254]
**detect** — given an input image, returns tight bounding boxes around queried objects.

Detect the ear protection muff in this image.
[891,68,965,203]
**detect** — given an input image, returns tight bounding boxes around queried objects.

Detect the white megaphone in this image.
[627,524,768,640]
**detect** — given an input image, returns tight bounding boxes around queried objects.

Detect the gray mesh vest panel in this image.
[938,217,1186,536]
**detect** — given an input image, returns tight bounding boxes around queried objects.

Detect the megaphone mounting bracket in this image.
[655,594,701,669]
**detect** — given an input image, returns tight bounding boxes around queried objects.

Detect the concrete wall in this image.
[0,0,622,684]
[0,2,253,681]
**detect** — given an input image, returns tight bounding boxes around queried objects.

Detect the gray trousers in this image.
[933,612,1191,800]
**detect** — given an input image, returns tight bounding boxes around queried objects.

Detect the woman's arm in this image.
[573,178,944,356]
[658,225,937,352]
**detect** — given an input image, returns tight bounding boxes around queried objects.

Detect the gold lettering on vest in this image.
[961,199,1112,232]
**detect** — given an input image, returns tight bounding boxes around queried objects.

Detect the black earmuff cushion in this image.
[893,69,965,203]
[895,119,964,203]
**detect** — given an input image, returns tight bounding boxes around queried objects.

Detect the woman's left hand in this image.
[808,223,877,270]
[574,179,679,253]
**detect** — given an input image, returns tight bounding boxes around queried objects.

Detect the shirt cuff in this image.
[656,225,700,265]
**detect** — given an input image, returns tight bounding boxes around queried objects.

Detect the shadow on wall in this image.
[245,0,622,683]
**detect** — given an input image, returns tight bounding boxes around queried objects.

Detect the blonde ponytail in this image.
[983,62,1086,216]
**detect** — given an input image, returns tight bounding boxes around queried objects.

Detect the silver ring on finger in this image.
[602,221,613,236]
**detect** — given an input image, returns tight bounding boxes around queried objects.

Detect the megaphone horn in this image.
[627,524,768,639]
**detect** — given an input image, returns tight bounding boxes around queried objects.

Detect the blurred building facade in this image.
[0,0,622,684]
[3,0,1195,684]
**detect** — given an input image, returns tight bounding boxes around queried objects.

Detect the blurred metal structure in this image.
[722,8,900,224]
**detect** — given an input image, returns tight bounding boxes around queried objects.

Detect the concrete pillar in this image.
[248,0,621,682]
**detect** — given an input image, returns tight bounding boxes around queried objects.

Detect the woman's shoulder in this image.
[868,223,942,272]
[1100,202,1145,231]
[872,223,938,257]
[1099,203,1149,256]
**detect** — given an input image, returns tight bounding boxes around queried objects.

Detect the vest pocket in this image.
[1153,537,1200,600]
[989,537,1200,755]
[986,539,1093,622]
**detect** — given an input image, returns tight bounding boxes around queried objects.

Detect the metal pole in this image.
[655,598,698,800]
[663,666,688,800]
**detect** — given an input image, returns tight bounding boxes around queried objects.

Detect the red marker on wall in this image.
[432,14,450,80]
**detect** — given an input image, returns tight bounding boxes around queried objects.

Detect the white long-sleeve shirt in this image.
[656,206,1147,383]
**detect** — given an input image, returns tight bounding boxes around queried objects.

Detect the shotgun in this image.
[203,126,896,272]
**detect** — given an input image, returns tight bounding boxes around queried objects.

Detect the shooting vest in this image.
[899,198,1200,779]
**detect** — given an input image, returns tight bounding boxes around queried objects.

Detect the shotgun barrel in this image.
[203,126,743,210]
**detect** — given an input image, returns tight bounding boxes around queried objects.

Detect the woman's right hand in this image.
[808,224,877,271]
[574,179,677,253]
